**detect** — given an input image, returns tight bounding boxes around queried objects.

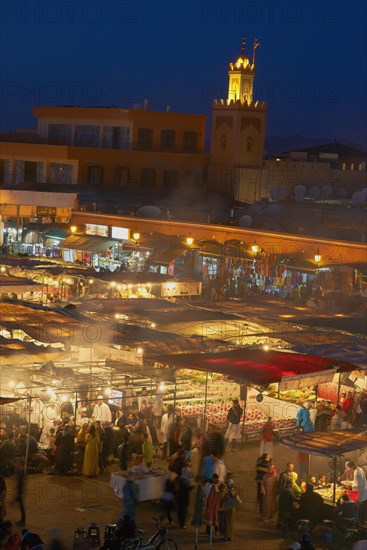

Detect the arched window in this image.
[246,137,253,152]
[342,162,346,170]
[87,165,103,185]
[221,134,227,150]
[114,166,130,188]
[351,163,355,171]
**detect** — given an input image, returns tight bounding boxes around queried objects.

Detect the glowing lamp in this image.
[263,344,270,351]
[251,244,260,254]
[159,382,166,392]
[70,225,77,234]
[186,235,194,246]
[151,323,156,328]
[132,231,140,241]
[105,388,112,396]
[137,347,144,355]
[314,253,321,263]
[110,281,116,287]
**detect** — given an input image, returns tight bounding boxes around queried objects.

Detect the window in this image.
[48,163,73,184]
[48,124,72,144]
[0,160,4,184]
[351,163,355,171]
[183,131,198,153]
[24,161,37,183]
[138,128,153,150]
[75,125,100,147]
[221,135,227,150]
[359,163,363,171]
[87,165,103,185]
[163,170,178,189]
[342,162,346,170]
[115,166,130,188]
[161,130,175,151]
[247,137,253,152]
[140,168,156,188]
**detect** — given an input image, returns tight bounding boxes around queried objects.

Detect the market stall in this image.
[110,467,167,501]
[155,349,359,440]
[278,430,367,503]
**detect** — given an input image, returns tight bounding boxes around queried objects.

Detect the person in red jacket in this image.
[341,391,355,426]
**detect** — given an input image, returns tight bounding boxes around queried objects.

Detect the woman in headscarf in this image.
[82,424,100,478]
[296,402,315,433]
[261,464,279,522]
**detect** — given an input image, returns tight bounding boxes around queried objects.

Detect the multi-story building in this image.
[0,106,207,190]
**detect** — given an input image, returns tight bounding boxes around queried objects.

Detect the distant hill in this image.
[265,135,367,157]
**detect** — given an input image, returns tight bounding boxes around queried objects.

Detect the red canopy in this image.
[156,349,358,386]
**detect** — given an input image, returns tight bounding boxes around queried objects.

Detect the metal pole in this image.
[24,395,32,473]
[333,456,337,504]
[173,379,177,413]
[203,372,209,433]
[241,384,248,450]
[337,370,342,406]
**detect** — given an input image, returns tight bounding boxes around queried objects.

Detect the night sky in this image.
[1,0,366,147]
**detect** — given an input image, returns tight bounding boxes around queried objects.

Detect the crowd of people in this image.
[255,453,367,545]
[1,383,367,549]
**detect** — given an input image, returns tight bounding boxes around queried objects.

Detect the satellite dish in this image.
[239,215,252,227]
[295,191,304,203]
[266,204,280,216]
[321,184,333,198]
[294,184,306,195]
[309,186,320,198]
[352,191,365,204]
[136,205,162,218]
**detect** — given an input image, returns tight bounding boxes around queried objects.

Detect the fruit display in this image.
[176,398,297,433]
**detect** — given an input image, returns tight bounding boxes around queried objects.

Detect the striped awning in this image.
[60,234,117,252]
[278,430,367,457]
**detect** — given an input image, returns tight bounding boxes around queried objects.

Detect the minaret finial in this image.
[241,37,246,55]
[252,38,260,67]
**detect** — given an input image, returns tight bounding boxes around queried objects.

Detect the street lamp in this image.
[251,243,260,255]
[132,230,140,241]
[186,234,194,246]
[70,225,77,234]
[314,248,321,264]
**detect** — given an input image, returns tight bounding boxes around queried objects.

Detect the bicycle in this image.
[121,519,178,550]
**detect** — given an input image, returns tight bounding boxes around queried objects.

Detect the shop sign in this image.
[280,368,337,390]
[111,226,129,240]
[36,206,56,216]
[85,223,108,237]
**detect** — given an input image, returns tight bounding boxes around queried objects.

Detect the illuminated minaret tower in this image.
[227,37,257,104]
[210,38,267,200]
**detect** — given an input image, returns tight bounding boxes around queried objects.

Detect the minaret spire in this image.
[241,37,246,56]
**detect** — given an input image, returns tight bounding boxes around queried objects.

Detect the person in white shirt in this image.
[138,387,151,411]
[347,460,367,522]
[160,405,175,459]
[92,396,112,423]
